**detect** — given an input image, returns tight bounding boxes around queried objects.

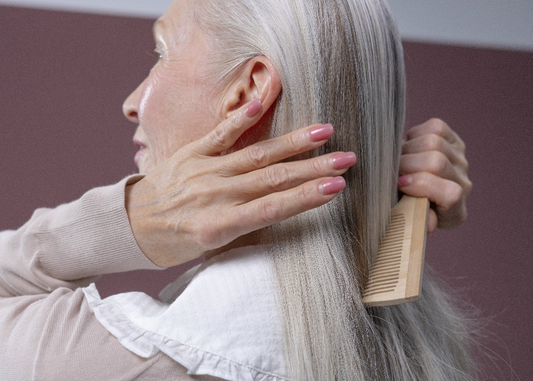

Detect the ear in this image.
[220,56,281,119]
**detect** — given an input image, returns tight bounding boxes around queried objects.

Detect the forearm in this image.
[0,175,161,297]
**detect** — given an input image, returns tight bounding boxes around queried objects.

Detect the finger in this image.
[229,151,356,200]
[399,151,459,184]
[229,176,346,236]
[400,150,471,193]
[222,123,334,175]
[194,99,264,155]
[397,172,467,229]
[427,209,438,234]
[402,134,465,160]
[401,134,468,169]
[406,118,465,149]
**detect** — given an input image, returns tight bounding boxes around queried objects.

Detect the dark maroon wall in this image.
[402,43,532,380]
[1,6,531,379]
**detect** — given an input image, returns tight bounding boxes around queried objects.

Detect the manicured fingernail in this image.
[309,124,334,142]
[331,152,357,170]
[397,175,413,188]
[245,99,262,117]
[319,176,346,195]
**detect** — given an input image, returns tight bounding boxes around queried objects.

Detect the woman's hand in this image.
[398,118,472,233]
[125,100,356,268]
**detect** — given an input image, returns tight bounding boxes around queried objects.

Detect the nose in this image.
[122,81,144,123]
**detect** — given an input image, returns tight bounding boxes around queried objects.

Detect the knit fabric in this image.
[0,176,226,380]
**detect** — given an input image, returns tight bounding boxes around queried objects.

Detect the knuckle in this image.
[411,172,433,193]
[444,182,463,209]
[210,126,230,149]
[264,166,291,190]
[428,151,449,175]
[297,183,317,208]
[412,172,429,189]
[422,134,444,152]
[286,131,303,151]
[427,118,447,135]
[246,145,268,168]
[228,112,244,130]
[259,199,283,224]
[308,157,326,177]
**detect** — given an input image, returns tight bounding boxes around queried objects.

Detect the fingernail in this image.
[397,175,412,188]
[331,152,357,170]
[319,176,346,195]
[245,99,262,117]
[308,124,334,142]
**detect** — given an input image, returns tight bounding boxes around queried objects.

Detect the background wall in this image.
[1,0,532,51]
[0,4,531,380]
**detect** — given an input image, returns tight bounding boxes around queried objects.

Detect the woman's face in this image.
[123,0,220,175]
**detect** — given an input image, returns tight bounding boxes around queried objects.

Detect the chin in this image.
[135,163,146,176]
[136,157,152,175]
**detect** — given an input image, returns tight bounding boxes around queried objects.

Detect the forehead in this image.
[153,0,203,46]
[156,0,196,29]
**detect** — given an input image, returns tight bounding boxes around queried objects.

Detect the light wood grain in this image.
[362,196,429,307]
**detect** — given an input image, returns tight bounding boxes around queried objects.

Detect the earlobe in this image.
[221,56,281,119]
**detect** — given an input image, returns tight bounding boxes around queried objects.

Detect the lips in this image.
[133,138,147,168]
[133,138,147,150]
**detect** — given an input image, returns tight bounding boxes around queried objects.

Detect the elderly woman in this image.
[0,0,473,379]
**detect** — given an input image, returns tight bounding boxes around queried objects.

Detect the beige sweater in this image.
[0,176,222,380]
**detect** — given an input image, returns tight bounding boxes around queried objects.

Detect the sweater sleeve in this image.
[0,175,161,297]
[0,287,224,380]
[0,178,224,380]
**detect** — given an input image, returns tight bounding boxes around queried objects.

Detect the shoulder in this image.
[0,287,184,380]
[85,246,288,380]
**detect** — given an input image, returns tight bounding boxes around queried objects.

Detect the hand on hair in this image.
[125,100,356,268]
[398,118,472,234]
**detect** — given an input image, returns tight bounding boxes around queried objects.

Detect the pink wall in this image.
[1,5,531,379]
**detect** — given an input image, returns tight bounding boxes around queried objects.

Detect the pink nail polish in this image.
[245,99,262,117]
[397,175,412,188]
[331,152,357,170]
[309,124,334,142]
[319,177,346,195]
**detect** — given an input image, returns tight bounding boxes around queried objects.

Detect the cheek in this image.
[138,73,169,132]
[138,70,220,164]
[135,75,177,167]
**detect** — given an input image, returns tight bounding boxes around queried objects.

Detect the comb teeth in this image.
[362,215,405,298]
[362,196,429,307]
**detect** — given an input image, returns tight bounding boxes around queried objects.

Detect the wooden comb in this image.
[362,196,429,307]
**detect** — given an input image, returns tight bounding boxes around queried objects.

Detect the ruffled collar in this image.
[83,246,287,380]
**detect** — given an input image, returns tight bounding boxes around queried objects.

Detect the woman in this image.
[0,0,472,379]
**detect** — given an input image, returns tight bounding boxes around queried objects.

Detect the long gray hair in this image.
[195,0,478,379]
